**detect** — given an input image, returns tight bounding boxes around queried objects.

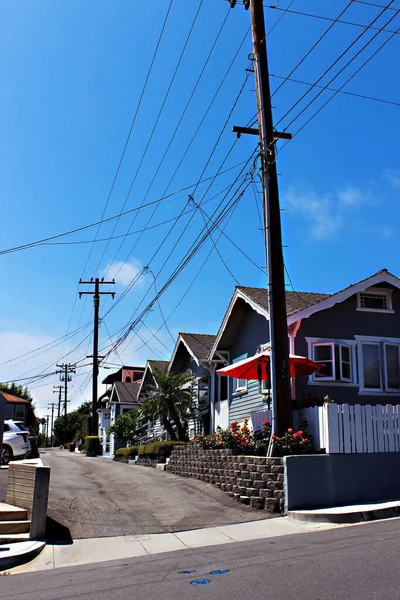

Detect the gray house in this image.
[169,333,216,439]
[137,360,169,443]
[209,269,400,427]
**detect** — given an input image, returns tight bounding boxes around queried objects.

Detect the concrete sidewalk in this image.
[9,516,340,574]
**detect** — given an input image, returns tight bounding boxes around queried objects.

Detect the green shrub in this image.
[115,446,139,457]
[85,436,101,457]
[272,428,313,456]
[138,440,187,459]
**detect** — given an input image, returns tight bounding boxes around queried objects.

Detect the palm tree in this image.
[138,369,195,441]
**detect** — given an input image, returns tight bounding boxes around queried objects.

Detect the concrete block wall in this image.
[166,446,284,512]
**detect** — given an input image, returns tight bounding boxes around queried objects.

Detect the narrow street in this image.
[2,519,400,599]
[41,449,270,539]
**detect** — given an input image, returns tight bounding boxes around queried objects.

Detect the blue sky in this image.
[0,0,399,417]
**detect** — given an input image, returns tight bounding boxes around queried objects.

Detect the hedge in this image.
[115,446,139,458]
[85,436,101,457]
[138,441,187,458]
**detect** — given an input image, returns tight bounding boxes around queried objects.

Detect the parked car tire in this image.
[1,444,13,466]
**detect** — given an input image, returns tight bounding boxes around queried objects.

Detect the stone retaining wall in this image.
[166,446,284,512]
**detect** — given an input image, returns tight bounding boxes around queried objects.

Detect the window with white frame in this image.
[357,288,393,312]
[232,353,248,393]
[359,341,400,392]
[311,342,353,382]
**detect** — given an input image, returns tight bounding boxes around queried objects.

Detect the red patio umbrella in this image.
[216,349,322,380]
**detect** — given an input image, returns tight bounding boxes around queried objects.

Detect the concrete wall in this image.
[284,453,400,511]
[6,464,50,539]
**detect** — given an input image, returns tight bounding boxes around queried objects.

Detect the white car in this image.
[1,420,31,465]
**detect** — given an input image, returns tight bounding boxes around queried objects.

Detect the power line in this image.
[279,0,400,135]
[0,162,248,256]
[270,73,400,108]
[274,1,397,131]
[102,6,232,275]
[94,0,206,275]
[270,1,354,101]
[81,0,175,276]
[267,5,400,36]
[278,16,400,149]
[103,26,252,285]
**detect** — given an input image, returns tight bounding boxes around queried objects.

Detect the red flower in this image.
[302,438,308,444]
[263,420,269,426]
[211,437,215,442]
[234,433,239,439]
[293,433,298,439]
[231,422,237,427]
[298,430,304,436]
[272,435,277,440]
[240,441,245,447]
[244,418,249,423]
[287,428,293,434]
[245,439,250,445]
[219,440,224,446]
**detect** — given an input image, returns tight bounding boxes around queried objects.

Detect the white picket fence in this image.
[293,403,400,454]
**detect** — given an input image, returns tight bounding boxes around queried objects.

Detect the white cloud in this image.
[384,169,400,189]
[285,183,371,239]
[104,258,145,287]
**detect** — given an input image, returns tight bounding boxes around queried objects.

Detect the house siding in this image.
[294,288,400,405]
[219,306,270,423]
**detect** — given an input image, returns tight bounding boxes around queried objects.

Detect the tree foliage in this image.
[107,410,140,446]
[138,369,195,441]
[0,382,32,400]
[53,401,92,445]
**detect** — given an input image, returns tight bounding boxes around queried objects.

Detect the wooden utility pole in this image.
[45,415,49,446]
[79,278,115,435]
[229,0,292,435]
[47,402,57,447]
[56,363,75,443]
[53,385,63,419]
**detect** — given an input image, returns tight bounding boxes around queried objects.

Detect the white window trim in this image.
[305,337,357,384]
[232,354,248,394]
[356,287,394,314]
[356,336,400,393]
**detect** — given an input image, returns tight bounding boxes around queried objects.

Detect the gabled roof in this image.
[148,360,168,374]
[136,359,169,400]
[0,392,31,405]
[210,269,400,359]
[109,382,140,405]
[169,332,216,368]
[237,287,330,316]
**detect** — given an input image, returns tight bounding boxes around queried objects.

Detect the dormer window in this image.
[357,288,393,313]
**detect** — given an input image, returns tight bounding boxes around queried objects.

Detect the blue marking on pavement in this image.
[179,570,196,574]
[210,569,229,575]
[191,579,211,586]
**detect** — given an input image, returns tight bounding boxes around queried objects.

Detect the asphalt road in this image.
[2,518,400,599]
[41,449,269,539]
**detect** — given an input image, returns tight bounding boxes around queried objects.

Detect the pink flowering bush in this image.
[190,418,271,455]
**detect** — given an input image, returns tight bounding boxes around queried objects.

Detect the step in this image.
[0,503,28,522]
[0,541,46,572]
[288,499,400,524]
[0,520,31,534]
[0,533,30,544]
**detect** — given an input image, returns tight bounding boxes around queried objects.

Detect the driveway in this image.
[42,449,270,539]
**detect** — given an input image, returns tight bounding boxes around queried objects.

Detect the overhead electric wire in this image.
[94,0,206,275]
[0,162,249,256]
[105,154,256,358]
[102,73,252,320]
[270,73,400,108]
[104,25,252,285]
[270,1,355,101]
[274,0,397,130]
[268,4,400,35]
[81,0,175,276]
[102,6,231,275]
[278,16,400,151]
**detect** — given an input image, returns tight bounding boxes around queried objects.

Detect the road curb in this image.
[0,541,46,572]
